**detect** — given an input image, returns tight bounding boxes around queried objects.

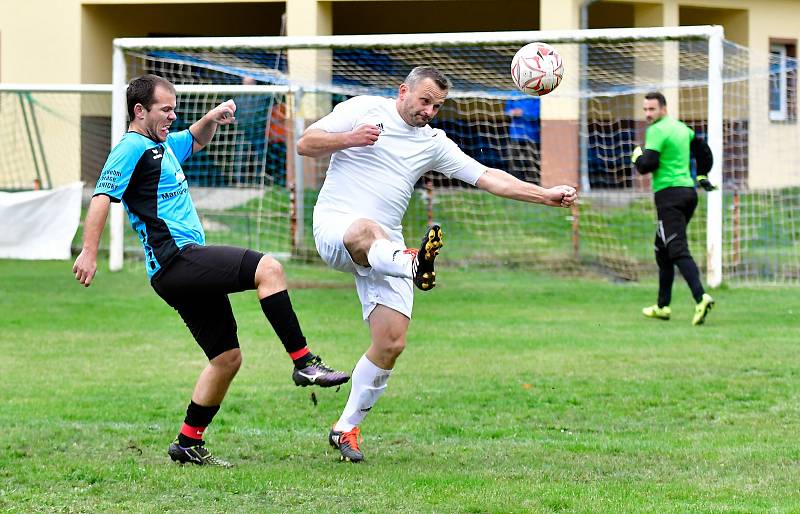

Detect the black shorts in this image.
[151,244,263,359]
[653,186,698,260]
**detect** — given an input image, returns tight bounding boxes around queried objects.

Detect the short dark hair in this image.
[126,74,176,121]
[404,66,451,91]
[644,91,667,107]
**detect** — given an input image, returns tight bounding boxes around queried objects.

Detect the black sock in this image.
[259,290,309,357]
[675,257,705,303]
[293,351,316,368]
[177,401,220,447]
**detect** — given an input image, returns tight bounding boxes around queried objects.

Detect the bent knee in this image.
[213,348,243,375]
[345,218,386,241]
[256,255,284,280]
[383,338,407,359]
[343,219,387,262]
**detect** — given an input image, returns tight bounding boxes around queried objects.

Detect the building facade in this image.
[1,0,799,189]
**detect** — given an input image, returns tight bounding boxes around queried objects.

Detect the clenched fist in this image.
[347,124,381,147]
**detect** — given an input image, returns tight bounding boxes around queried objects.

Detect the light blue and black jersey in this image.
[94,130,203,278]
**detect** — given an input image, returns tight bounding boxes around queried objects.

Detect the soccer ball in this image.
[510,42,564,96]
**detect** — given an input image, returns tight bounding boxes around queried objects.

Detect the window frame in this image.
[769,38,797,122]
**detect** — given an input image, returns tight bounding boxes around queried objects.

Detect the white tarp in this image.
[0,182,83,260]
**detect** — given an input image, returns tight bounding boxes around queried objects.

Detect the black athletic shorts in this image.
[653,186,698,260]
[151,244,263,360]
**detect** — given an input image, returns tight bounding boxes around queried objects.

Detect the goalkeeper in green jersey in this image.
[631,91,716,325]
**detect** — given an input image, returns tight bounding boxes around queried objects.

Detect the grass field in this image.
[2,259,800,513]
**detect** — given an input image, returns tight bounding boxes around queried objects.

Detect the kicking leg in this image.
[255,255,350,387]
[345,218,415,278]
[344,219,443,291]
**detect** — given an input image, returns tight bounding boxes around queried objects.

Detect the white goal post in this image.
[105,25,797,286]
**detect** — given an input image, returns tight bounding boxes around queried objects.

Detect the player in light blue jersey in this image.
[73,74,349,467]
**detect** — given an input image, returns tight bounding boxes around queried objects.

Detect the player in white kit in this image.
[297,67,577,462]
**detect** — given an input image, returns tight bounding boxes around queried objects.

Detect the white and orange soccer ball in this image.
[510,42,564,96]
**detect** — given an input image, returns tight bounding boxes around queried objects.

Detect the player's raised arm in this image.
[475,168,577,208]
[297,124,380,158]
[72,194,112,287]
[189,99,237,154]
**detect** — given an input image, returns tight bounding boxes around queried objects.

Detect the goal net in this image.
[0,85,112,192]
[104,26,799,285]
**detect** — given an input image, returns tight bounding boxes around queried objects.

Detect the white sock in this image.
[334,354,392,432]
[367,239,413,278]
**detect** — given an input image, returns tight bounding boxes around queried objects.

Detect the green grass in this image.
[2,259,799,513]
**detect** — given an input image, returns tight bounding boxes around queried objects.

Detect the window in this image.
[769,39,797,122]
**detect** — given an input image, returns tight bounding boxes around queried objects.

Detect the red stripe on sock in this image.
[289,347,310,360]
[180,423,206,440]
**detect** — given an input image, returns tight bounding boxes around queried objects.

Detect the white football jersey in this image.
[310,95,486,231]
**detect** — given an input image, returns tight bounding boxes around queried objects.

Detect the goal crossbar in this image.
[114,25,722,51]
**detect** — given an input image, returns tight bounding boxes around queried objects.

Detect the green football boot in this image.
[692,294,715,326]
[642,304,671,320]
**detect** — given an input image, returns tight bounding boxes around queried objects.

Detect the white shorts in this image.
[313,208,414,321]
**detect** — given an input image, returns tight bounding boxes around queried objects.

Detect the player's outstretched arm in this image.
[189,99,237,154]
[475,168,577,208]
[72,194,111,287]
[297,125,380,158]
